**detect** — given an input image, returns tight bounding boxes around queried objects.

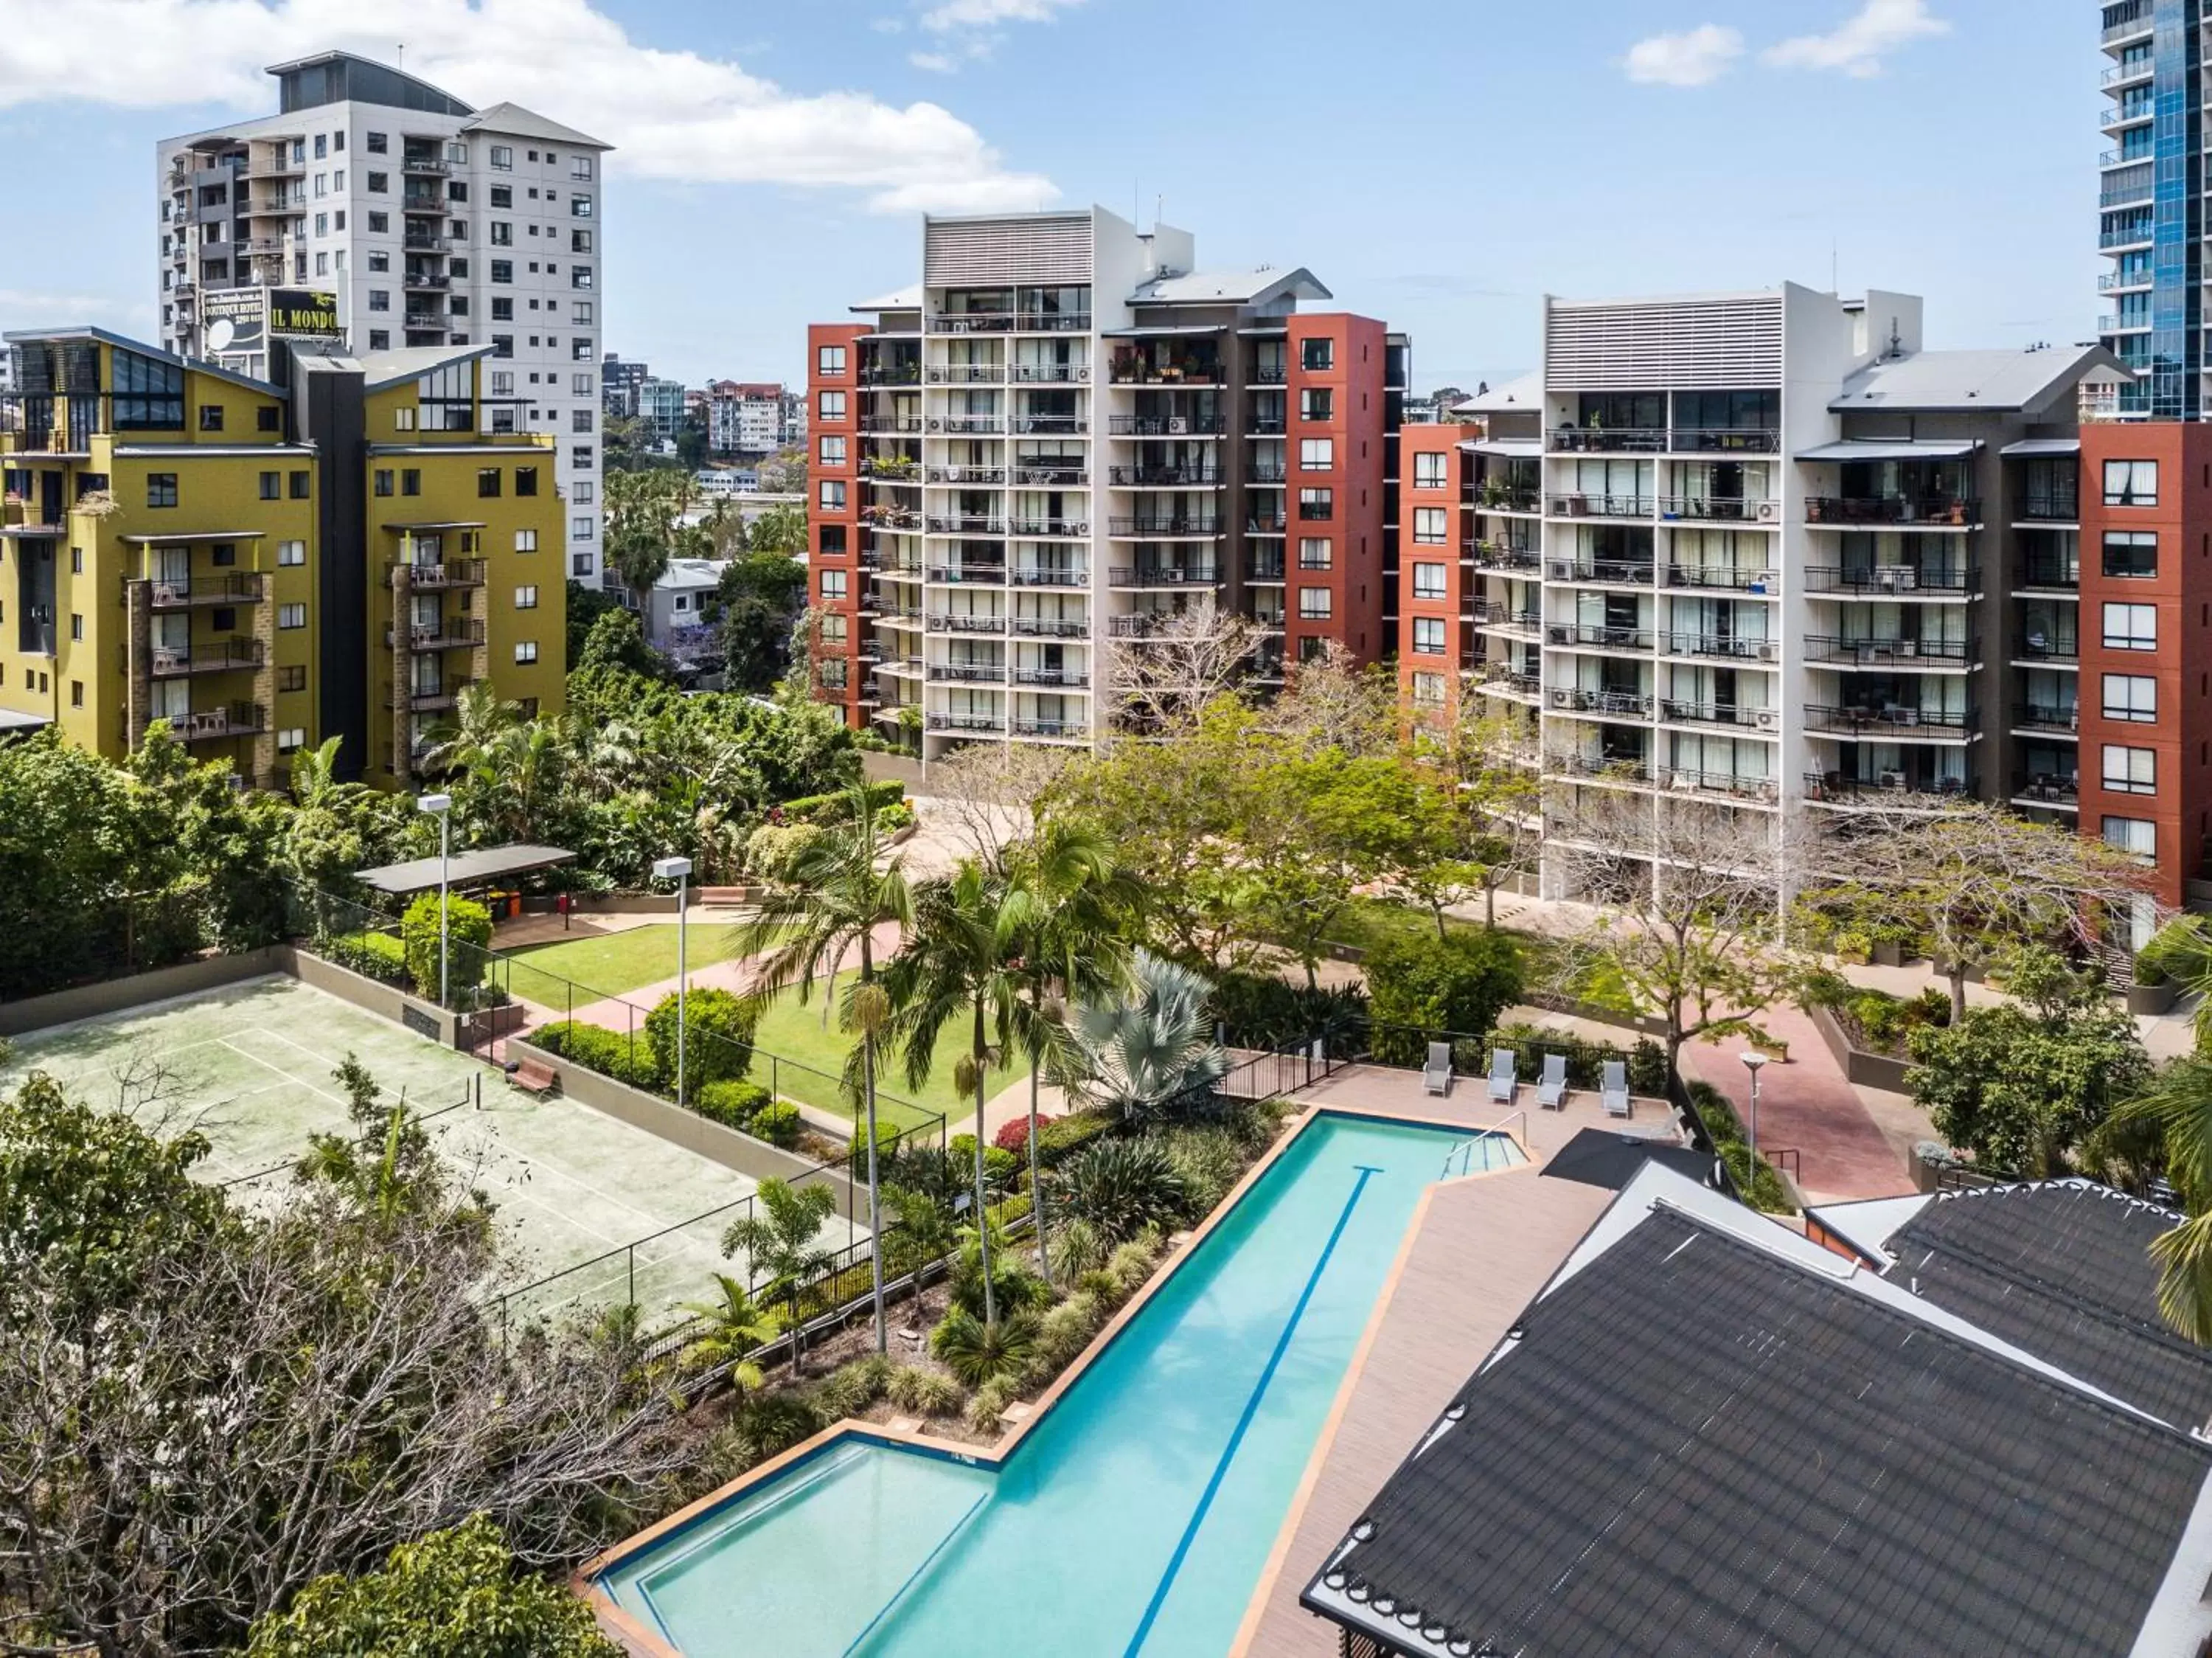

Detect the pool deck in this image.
[1233,1066,1680,1658]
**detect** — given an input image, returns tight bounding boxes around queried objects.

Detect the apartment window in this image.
[819,390,846,421]
[1301,338,1334,372]
[369,329,389,350]
[573,299,594,324]
[490,297,514,322]
[198,403,223,431]
[569,409,593,434]
[571,516,595,541]
[394,407,416,432]
[2104,601,2157,650]
[2103,744,2157,794]
[257,406,279,433]
[818,344,847,378]
[493,335,515,359]
[570,268,594,291]
[1298,586,1333,620]
[402,469,421,496]
[367,131,387,153]
[333,170,345,192]
[477,467,502,499]
[1300,388,1334,423]
[2104,459,2159,507]
[275,727,305,754]
[1413,506,1447,546]
[820,480,848,511]
[373,469,394,497]
[1412,562,1447,600]
[490,184,512,209]
[572,482,594,505]
[571,339,594,361]
[1411,616,1445,654]
[313,212,327,237]
[259,470,282,500]
[278,603,305,629]
[1299,437,1335,471]
[366,169,388,193]
[146,474,177,508]
[367,289,390,313]
[572,229,595,255]
[573,445,594,469]
[367,212,388,233]
[571,194,594,217]
[2104,530,2157,578]
[1410,670,1446,708]
[515,465,539,498]
[509,526,538,553]
[573,552,594,576]
[288,471,310,499]
[819,435,847,466]
[2103,672,2156,722]
[572,156,594,180]
[68,613,81,642]
[1298,537,1332,569]
[490,221,512,246]
[1298,488,1333,521]
[277,539,305,566]
[69,681,82,708]
[490,260,512,282]
[211,544,235,568]
[490,145,512,169]
[69,547,80,574]
[277,665,306,693]
[446,181,467,204]
[2103,815,2157,858]
[1413,451,1449,490]
[572,373,594,396]
[515,584,539,609]
[514,640,538,665]
[821,570,849,600]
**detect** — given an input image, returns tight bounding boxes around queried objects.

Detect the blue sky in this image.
[0,0,2096,395]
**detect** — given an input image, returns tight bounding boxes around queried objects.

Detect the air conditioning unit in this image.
[1753,708,1780,731]
[1547,687,1575,710]
[1753,500,1781,524]
[1167,417,1189,435]
[1756,642,1781,662]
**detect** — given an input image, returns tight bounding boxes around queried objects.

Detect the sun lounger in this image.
[1424,1041,1452,1097]
[1601,1059,1630,1118]
[1488,1047,1516,1106]
[1539,1052,1568,1110]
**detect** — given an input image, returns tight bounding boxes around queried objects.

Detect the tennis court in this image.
[0,974,866,1326]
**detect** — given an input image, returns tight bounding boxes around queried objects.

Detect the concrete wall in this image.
[863,750,928,791]
[0,946,288,1036]
[1806,1001,1915,1093]
[283,945,461,1044]
[507,1036,869,1225]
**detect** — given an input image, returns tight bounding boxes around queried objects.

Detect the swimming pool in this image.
[597,1111,1520,1657]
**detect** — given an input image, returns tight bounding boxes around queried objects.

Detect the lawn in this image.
[501,920,759,1003]
[747,969,1020,1140]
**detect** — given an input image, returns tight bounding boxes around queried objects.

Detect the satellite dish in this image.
[206,319,237,353]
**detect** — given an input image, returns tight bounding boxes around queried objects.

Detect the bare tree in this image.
[1798,802,2165,1021]
[1261,639,1398,758]
[1545,786,1804,1078]
[923,740,1069,874]
[1105,595,1265,733]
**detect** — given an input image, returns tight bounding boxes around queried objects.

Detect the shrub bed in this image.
[1687,1079,1793,1214]
[321,929,408,986]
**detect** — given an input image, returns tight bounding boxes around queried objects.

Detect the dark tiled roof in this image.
[1883,1182,2212,1431]
[1304,1210,2212,1658]
[1540,1128,1722,1193]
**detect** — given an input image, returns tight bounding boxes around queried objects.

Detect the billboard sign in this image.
[200,287,341,360]
[268,288,341,340]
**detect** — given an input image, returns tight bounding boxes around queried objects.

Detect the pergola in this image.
[353,842,574,898]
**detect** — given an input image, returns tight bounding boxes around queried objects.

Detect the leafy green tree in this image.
[736,784,913,1351]
[677,1272,782,1386]
[243,1513,622,1658]
[676,413,709,471]
[721,1177,839,1370]
[1363,928,1526,1061]
[565,578,627,670]
[747,499,808,557]
[644,985,757,1091]
[574,606,668,681]
[400,892,493,1006]
[712,549,810,693]
[1910,948,2152,1179]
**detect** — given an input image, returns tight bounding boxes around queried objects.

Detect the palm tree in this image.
[720,1177,839,1371]
[735,784,913,1354]
[1001,822,1140,1286]
[883,858,1038,1328]
[421,682,520,833]
[2107,1057,2212,1342]
[678,1272,782,1387]
[1068,950,1234,1127]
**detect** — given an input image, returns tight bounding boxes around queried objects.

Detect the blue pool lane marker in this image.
[1121,1164,1385,1657]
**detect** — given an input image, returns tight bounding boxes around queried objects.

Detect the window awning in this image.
[1099,323,1228,338]
[119,530,266,542]
[1795,439,1983,462]
[354,843,575,897]
[380,521,488,533]
[2000,437,2081,457]
[1461,439,1543,459]
[0,709,51,733]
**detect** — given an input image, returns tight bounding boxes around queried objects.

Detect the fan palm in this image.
[1068,950,1233,1126]
[734,785,914,1353]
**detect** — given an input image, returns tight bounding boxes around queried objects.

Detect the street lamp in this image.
[1739,1050,1768,1175]
[653,856,694,1108]
[418,793,453,1007]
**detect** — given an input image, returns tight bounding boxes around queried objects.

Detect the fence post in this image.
[628,1244,636,1310]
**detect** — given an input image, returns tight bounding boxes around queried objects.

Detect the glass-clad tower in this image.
[2099,0,2199,419]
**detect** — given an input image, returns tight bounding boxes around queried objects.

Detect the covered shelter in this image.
[353,842,574,899]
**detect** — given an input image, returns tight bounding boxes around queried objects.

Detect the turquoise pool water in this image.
[600,1113,1518,1657]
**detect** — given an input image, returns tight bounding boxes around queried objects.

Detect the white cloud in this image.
[0,0,1057,213]
[919,0,1083,29]
[908,50,961,73]
[1763,0,1949,77]
[1623,23,1745,87]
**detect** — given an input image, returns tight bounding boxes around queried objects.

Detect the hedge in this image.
[751,1101,801,1149]
[696,1079,772,1130]
[644,986,757,1089]
[1208,972,1370,1055]
[323,930,408,986]
[529,1020,667,1092]
[779,780,906,825]
[400,893,493,1006]
[1366,930,1524,1067]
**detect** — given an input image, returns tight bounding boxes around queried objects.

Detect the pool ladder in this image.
[1441,1137,1486,1179]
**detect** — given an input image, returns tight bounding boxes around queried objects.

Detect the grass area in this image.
[748,969,1018,1139]
[501,920,759,1002]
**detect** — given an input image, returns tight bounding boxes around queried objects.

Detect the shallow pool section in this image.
[600,1114,1519,1657]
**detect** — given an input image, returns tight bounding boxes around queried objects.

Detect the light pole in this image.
[1739,1050,1767,1177]
[419,793,453,1007]
[653,856,694,1109]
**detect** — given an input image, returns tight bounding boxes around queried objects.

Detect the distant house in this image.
[646,557,725,652]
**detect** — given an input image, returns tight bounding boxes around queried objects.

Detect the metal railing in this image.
[1664,563,1774,593]
[1663,633,1775,662]
[1107,465,1221,485]
[1805,769,1974,804]
[1107,415,1225,437]
[1548,622,1654,651]
[1010,617,1088,638]
[2011,702,2079,733]
[1010,566,1086,586]
[1548,493,1655,518]
[147,572,264,608]
[1110,566,1219,587]
[1801,563,1977,594]
[177,701,265,741]
[1658,768,1778,802]
[1548,557,1654,585]
[1109,516,1222,536]
[1010,718,1087,738]
[150,638,263,676]
[1803,634,1975,665]
[1659,700,1773,731]
[1545,427,1666,453]
[927,465,1003,485]
[1470,488,1542,513]
[927,712,1006,732]
[1804,704,1975,735]
[1804,495,1980,527]
[1658,496,1774,524]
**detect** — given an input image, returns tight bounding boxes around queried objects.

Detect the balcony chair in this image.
[1601,1061,1631,1119]
[1538,1052,1568,1111]
[1487,1048,1517,1106]
[1425,1043,1453,1098]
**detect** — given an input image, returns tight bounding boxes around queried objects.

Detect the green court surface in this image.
[0,975,863,1326]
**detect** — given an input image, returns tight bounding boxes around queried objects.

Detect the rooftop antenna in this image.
[396,42,403,70]
[1831,236,1838,296]
[1155,192,1163,231]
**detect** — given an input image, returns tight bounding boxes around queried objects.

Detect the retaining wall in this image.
[0,946,289,1036]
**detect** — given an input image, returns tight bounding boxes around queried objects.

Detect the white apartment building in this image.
[1448,284,2121,897]
[156,50,608,581]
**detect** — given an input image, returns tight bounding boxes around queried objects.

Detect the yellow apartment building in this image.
[0,328,563,788]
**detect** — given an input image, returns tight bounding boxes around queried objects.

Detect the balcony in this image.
[2098,312,2154,333]
[1468,541,1540,575]
[2014,634,2080,666]
[1013,464,1090,489]
[1547,493,1655,519]
[1110,565,1219,588]
[1545,427,1666,454]
[1658,768,1780,805]
[400,677,474,713]
[863,365,925,386]
[1803,634,1976,668]
[864,507,924,533]
[1471,487,1543,514]
[389,618,486,652]
[1804,704,1975,738]
[925,515,1004,535]
[1663,633,1777,663]
[147,572,264,608]
[403,232,449,253]
[927,712,1007,732]
[1248,464,1287,485]
[404,272,451,291]
[391,559,487,589]
[1551,750,1652,780]
[1663,563,1774,594]
[1548,622,1655,651]
[1014,667,1089,687]
[401,153,451,175]
[2098,268,2152,292]
[860,459,922,483]
[1477,667,1541,701]
[1475,607,1543,641]
[927,465,1005,486]
[1248,513,1289,535]
[1010,363,1090,384]
[928,662,1006,683]
[929,311,1091,335]
[2012,497,2081,527]
[1107,464,1222,486]
[1658,701,1778,734]
[1248,365,1288,386]
[927,614,1007,635]
[2011,771,2081,809]
[150,638,263,677]
[1805,496,1980,529]
[1108,415,1225,437]
[1107,361,1228,386]
[928,364,1004,384]
[1007,518,1088,537]
[1248,417,1287,437]
[1011,617,1089,639]
[1011,566,1086,587]
[858,415,925,435]
[1672,427,1779,455]
[927,564,1008,584]
[1012,414,1088,436]
[1806,769,1973,806]
[1248,555,1285,581]
[929,414,1004,435]
[1109,516,1221,538]
[401,193,445,216]
[2013,702,2079,735]
[2101,223,2155,249]
[2014,555,2079,589]
[1802,563,1978,595]
[1548,558,1655,586]
[1012,718,1088,739]
[176,701,265,742]
[1658,496,1776,525]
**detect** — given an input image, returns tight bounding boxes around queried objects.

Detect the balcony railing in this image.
[389,618,487,652]
[1476,609,1543,638]
[1803,634,1976,666]
[1545,427,1666,454]
[925,516,1006,535]
[863,365,925,386]
[2013,703,2079,734]
[1658,496,1775,524]
[927,614,1007,634]
[1012,718,1088,739]
[2011,772,2081,805]
[927,465,1004,485]
[858,416,925,434]
[1548,623,1655,651]
[862,507,924,530]
[2014,557,2080,589]
[1248,465,1287,485]
[1011,566,1086,587]
[1107,364,1228,386]
[1110,516,1221,537]
[1663,563,1774,594]
[150,638,264,677]
[2014,634,2080,664]
[1804,496,1980,527]
[403,232,448,252]
[928,364,1004,384]
[402,153,451,175]
[392,559,487,589]
[1011,617,1088,638]
[1672,427,1779,454]
[928,663,1006,682]
[1010,363,1090,383]
[1548,558,1655,586]
[860,459,922,482]
[1108,416,1226,437]
[1248,513,1288,534]
[1806,769,1974,805]
[929,311,1092,334]
[1551,751,1652,778]
[928,414,1004,435]
[1248,364,1289,385]
[1110,566,1219,587]
[1471,488,1542,513]
[2012,496,2081,524]
[1548,493,1655,518]
[400,677,474,712]
[1478,667,1541,698]
[1007,518,1088,537]
[146,572,265,608]
[1013,414,1088,435]
[1107,465,1222,486]
[1014,667,1088,687]
[1659,700,1775,732]
[1663,633,1776,662]
[1248,555,1285,581]
[927,564,1007,584]
[176,701,264,741]
[1658,768,1780,803]
[1802,563,1978,594]
[927,712,1007,732]
[1247,417,1287,437]
[1805,704,1975,736]
[1468,541,1540,573]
